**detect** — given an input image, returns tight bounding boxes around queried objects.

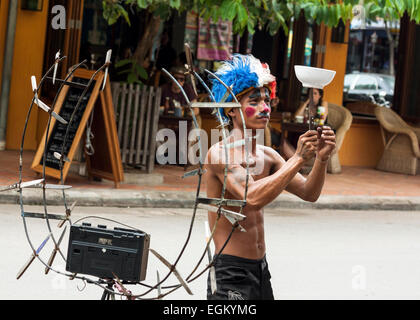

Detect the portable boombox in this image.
[66,223,150,282]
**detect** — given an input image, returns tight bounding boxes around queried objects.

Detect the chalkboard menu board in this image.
[40,77,93,170]
[32,68,123,187]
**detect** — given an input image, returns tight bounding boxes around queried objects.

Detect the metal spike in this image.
[26,183,72,190]
[53,152,70,162]
[45,226,67,274]
[45,184,72,190]
[102,49,112,90]
[219,208,246,232]
[20,178,44,188]
[68,201,77,212]
[33,98,68,125]
[149,249,193,295]
[22,211,67,221]
[204,221,217,294]
[58,201,77,228]
[191,102,241,109]
[223,139,245,149]
[0,178,45,192]
[222,214,246,232]
[196,197,246,208]
[50,111,68,125]
[220,84,234,103]
[220,208,246,222]
[217,122,230,129]
[53,50,60,85]
[17,234,50,279]
[182,168,206,179]
[197,203,219,212]
[184,43,198,96]
[156,270,162,298]
[31,75,38,94]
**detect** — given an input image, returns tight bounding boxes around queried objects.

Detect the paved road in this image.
[1,204,420,300]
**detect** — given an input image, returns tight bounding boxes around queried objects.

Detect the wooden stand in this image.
[31,69,124,188]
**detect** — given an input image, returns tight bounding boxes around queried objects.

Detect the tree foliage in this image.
[102,0,420,36]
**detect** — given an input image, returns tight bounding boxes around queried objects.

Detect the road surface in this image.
[1,204,420,300]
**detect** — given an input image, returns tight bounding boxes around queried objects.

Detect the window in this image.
[344,74,358,90]
[354,75,377,90]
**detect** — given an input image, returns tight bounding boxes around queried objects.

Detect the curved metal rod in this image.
[40,60,89,263]
[154,224,238,299]
[155,69,246,293]
[131,68,206,298]
[53,61,108,239]
[16,59,134,298]
[19,60,121,283]
[19,60,66,263]
[17,61,250,300]
[19,57,66,254]
[204,69,251,210]
[192,71,230,201]
[57,60,88,216]
[179,71,231,280]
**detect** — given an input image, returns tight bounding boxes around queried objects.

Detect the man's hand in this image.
[316,126,336,161]
[295,130,319,161]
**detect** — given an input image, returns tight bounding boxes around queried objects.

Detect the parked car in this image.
[343,72,395,107]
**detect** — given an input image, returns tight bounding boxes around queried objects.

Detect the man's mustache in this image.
[257,111,270,117]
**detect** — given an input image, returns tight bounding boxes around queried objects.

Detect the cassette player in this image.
[66,223,150,282]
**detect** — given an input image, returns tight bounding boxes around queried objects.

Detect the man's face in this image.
[232,87,271,129]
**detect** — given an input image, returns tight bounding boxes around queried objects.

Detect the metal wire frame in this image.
[204,69,251,207]
[42,60,111,265]
[129,68,223,299]
[18,58,131,292]
[19,57,87,278]
[140,68,255,298]
[16,56,254,300]
[121,68,247,299]
[184,70,251,277]
[40,60,90,263]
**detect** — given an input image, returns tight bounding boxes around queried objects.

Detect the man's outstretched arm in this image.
[205,130,319,210]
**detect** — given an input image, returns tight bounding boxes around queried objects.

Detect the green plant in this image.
[115,59,148,84]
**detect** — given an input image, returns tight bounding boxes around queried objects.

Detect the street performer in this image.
[204,54,336,300]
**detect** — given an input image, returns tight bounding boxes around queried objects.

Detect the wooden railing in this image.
[111,82,162,173]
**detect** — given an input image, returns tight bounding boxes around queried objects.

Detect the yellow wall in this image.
[319,24,384,167]
[0,0,10,92]
[321,25,350,106]
[6,1,50,150]
[338,122,384,167]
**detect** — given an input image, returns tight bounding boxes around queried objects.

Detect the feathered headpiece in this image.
[211,54,276,124]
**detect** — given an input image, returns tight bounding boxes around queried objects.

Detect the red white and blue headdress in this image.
[211,54,276,123]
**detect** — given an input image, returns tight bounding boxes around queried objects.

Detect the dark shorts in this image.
[207,254,274,300]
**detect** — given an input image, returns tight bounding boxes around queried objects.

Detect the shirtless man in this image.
[204,54,336,300]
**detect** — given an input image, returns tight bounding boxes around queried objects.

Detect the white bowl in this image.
[294,65,336,89]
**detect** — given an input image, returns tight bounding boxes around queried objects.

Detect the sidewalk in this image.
[0,150,419,210]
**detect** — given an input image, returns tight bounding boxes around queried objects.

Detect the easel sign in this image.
[31,69,124,188]
[86,74,124,187]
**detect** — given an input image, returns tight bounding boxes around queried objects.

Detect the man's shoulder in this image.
[260,145,281,158]
[206,141,223,161]
[259,145,285,168]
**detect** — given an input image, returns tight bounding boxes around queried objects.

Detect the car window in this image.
[354,75,377,90]
[377,77,386,90]
[380,76,395,90]
[344,74,357,90]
